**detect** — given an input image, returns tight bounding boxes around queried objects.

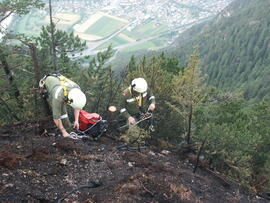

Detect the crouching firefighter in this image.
[118,78,156,144]
[39,74,86,137]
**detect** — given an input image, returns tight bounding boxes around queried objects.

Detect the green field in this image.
[9,10,169,54]
[94,20,168,51]
[123,21,168,40]
[9,10,80,36]
[122,37,167,53]
[96,35,130,49]
[85,16,127,37]
[95,35,167,53]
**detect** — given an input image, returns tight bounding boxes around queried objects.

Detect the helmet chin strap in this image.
[131,83,136,94]
[129,86,143,107]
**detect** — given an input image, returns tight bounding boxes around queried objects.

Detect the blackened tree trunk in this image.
[186,104,193,145]
[49,0,57,71]
[28,43,51,116]
[0,51,22,107]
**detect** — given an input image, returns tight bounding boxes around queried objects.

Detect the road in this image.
[85,19,139,51]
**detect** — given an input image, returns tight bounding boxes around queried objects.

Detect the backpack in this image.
[79,110,108,139]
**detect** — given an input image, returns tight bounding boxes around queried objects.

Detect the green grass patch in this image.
[122,37,168,53]
[95,35,130,50]
[123,21,168,39]
[9,10,82,36]
[85,16,127,37]
[94,35,168,52]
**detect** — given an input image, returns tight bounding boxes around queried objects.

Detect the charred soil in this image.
[0,119,268,203]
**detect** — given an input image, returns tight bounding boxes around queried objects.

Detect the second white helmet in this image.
[68,88,86,109]
[131,78,148,93]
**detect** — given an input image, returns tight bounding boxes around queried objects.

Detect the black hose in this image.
[56,180,102,203]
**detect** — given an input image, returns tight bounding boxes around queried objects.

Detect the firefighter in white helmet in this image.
[115,78,156,145]
[39,74,86,137]
[119,78,155,125]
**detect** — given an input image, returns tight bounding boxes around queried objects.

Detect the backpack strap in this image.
[58,75,76,97]
[50,74,78,104]
[128,86,143,107]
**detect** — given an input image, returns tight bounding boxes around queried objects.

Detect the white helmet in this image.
[131,78,148,93]
[68,88,86,109]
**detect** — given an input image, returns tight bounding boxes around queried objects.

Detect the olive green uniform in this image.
[44,76,79,130]
[119,87,155,144]
[119,87,155,120]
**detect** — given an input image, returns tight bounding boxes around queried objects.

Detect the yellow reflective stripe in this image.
[59,77,68,97]
[138,93,142,106]
[128,86,132,94]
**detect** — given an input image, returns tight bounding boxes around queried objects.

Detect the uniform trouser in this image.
[59,103,72,130]
[48,100,72,131]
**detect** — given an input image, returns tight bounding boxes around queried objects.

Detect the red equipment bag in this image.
[79,110,101,131]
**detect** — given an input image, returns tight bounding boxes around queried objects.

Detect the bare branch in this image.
[17,67,34,75]
[0,10,13,24]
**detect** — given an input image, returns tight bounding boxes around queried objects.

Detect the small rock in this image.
[2,173,9,177]
[148,151,156,156]
[164,162,171,166]
[158,153,165,157]
[161,150,170,155]
[128,162,133,167]
[60,159,67,165]
[2,183,14,189]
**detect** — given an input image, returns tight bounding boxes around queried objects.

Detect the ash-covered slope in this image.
[0,120,267,203]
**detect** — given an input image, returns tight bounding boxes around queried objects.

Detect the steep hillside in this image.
[0,119,268,202]
[170,0,270,101]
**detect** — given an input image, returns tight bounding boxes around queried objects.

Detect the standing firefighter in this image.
[39,74,86,137]
[119,78,156,144]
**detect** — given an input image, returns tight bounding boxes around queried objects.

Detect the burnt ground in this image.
[0,119,268,203]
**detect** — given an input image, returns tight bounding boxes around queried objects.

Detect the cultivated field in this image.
[9,9,167,53]
[123,21,168,40]
[74,11,129,41]
[10,11,80,36]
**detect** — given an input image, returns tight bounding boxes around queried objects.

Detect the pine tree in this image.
[167,48,205,144]
[0,0,44,123]
[36,23,87,75]
[78,46,121,114]
[0,0,44,24]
